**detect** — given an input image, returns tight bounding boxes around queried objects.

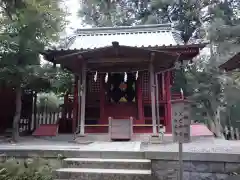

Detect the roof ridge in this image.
[75,24,172,35]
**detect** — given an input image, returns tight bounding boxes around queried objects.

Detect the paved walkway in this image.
[0,136,240,154]
[0,136,142,152]
[143,138,240,154]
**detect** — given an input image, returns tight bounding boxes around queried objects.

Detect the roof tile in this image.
[66,24,184,50]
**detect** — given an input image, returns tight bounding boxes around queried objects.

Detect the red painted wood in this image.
[33,124,58,136]
[85,126,108,133]
[72,76,78,133]
[161,73,165,101]
[99,75,105,124]
[137,76,144,124]
[104,103,137,120]
[165,71,172,132]
[133,126,153,133]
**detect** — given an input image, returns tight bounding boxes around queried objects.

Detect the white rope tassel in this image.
[135,71,138,80]
[124,72,127,82]
[180,88,184,99]
[105,73,108,83]
[94,71,98,82]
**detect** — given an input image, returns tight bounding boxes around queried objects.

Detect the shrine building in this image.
[43,24,205,135]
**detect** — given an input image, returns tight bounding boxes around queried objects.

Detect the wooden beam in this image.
[165,71,172,132]
[137,74,144,124]
[85,124,109,127]
[149,53,157,134]
[86,65,169,73]
[133,124,153,127]
[77,74,81,134]
[72,76,78,134]
[100,74,105,125]
[162,73,165,101]
[86,57,149,63]
[80,61,87,136]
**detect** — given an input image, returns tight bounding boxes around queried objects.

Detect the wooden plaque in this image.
[171,101,191,143]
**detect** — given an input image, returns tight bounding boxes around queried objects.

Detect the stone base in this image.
[63,158,151,170]
[149,134,164,144]
[55,172,152,180]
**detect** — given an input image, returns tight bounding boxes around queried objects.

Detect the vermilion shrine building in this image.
[43,24,205,135]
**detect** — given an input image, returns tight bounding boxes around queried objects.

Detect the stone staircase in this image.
[55,157,152,180]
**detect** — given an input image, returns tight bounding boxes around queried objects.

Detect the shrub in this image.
[0,156,61,180]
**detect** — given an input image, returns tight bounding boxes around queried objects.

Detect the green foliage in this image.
[0,156,62,180]
[78,0,148,27]
[0,0,66,89]
[78,0,216,42]
[37,93,63,112]
[0,0,67,141]
[50,67,74,95]
[37,63,74,95]
[168,0,240,134]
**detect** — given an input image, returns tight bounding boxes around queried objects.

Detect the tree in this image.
[0,0,66,141]
[185,0,240,136]
[78,0,149,27]
[78,0,217,43]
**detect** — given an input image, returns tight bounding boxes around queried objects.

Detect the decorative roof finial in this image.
[112,41,119,47]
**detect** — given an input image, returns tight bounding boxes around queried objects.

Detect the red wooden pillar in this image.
[33,92,37,131]
[72,76,78,133]
[137,74,144,124]
[161,73,165,101]
[100,74,105,124]
[165,71,172,133]
[63,92,69,133]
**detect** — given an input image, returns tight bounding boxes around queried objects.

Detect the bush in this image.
[0,156,61,180]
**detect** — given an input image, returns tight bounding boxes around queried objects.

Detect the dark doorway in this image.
[106,73,136,103]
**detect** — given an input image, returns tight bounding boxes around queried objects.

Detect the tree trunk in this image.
[12,86,22,142]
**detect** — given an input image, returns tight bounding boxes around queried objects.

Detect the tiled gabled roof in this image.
[64,24,184,50]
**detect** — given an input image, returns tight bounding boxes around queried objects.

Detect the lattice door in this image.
[141,71,150,103]
[87,73,101,104]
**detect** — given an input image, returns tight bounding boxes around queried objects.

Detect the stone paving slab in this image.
[143,138,240,154]
[0,142,141,152]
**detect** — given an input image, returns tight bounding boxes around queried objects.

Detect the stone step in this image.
[63,158,151,169]
[55,168,152,180]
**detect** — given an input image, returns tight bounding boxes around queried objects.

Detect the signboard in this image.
[172,100,191,143]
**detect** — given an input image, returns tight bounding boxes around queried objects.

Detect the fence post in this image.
[230,126,235,140]
[235,128,239,140]
[224,126,229,140]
